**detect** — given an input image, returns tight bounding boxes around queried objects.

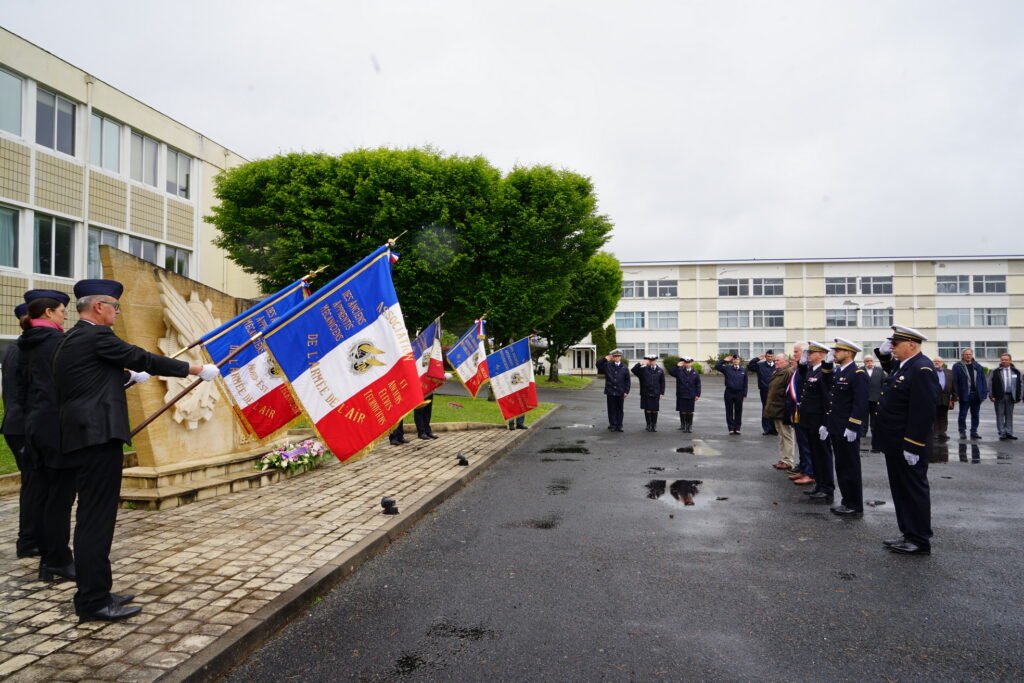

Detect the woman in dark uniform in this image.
[668,356,702,432]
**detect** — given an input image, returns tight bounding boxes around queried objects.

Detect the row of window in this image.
[620,274,1010,298]
[1,66,192,198]
[0,205,189,279]
[615,341,1011,363]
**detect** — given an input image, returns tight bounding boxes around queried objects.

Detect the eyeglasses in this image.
[98,300,121,310]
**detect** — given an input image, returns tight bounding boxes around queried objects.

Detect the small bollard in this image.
[381,497,399,515]
[456,453,469,466]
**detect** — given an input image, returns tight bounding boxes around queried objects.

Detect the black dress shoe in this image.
[516,424,528,430]
[959,432,967,439]
[970,433,981,440]
[78,603,143,623]
[16,547,40,558]
[1009,435,1018,440]
[888,541,930,555]
[39,562,76,581]
[426,432,439,439]
[809,491,834,501]
[830,505,863,517]
[418,434,431,440]
[882,536,906,547]
[76,594,135,616]
[614,427,623,432]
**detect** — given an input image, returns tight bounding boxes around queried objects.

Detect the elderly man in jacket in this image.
[952,348,988,439]
[990,353,1022,440]
[764,353,794,470]
[932,357,955,441]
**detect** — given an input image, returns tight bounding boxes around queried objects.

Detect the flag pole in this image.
[165,266,327,359]
[130,332,263,437]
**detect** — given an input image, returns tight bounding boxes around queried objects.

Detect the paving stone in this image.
[170,634,217,653]
[82,647,125,667]
[0,654,39,676]
[4,663,61,682]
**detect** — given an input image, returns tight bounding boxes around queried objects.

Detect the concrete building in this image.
[605,256,1023,368]
[1,27,257,346]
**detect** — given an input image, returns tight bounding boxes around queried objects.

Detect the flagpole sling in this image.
[129,332,262,437]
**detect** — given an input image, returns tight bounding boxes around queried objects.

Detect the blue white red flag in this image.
[199,278,310,437]
[261,246,423,461]
[485,338,538,420]
[448,319,489,398]
[412,318,446,397]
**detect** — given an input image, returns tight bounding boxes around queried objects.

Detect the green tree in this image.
[537,252,622,381]
[604,324,617,354]
[591,326,607,357]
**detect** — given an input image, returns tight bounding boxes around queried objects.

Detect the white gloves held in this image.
[825,350,836,364]
[844,428,858,442]
[198,363,221,381]
[128,371,151,385]
[818,426,829,441]
[903,451,919,466]
[879,340,893,355]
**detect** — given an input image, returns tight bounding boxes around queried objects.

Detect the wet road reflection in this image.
[645,479,703,506]
[929,442,1013,464]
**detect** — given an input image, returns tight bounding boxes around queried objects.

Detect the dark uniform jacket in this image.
[0,343,25,436]
[16,327,65,465]
[668,365,701,399]
[631,363,666,397]
[795,363,833,429]
[746,358,775,390]
[714,361,749,398]
[873,352,940,456]
[53,321,191,454]
[990,364,1022,402]
[595,358,630,396]
[826,362,869,436]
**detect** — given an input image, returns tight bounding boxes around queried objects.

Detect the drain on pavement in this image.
[539,446,590,454]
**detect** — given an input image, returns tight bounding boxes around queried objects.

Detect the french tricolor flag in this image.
[412,318,446,397]
[486,338,538,421]
[448,319,489,398]
[262,246,423,461]
[199,278,310,438]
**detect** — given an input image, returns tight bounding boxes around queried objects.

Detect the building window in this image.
[0,205,18,267]
[35,88,76,155]
[859,276,893,295]
[165,246,190,277]
[752,278,783,296]
[130,132,159,186]
[974,341,1008,360]
[89,113,121,173]
[750,342,775,357]
[937,341,971,359]
[861,308,894,327]
[647,311,678,329]
[647,280,677,297]
[974,308,1007,327]
[617,343,644,360]
[718,342,751,359]
[937,308,970,327]
[825,277,857,295]
[826,309,858,327]
[719,310,750,328]
[621,280,645,298]
[936,275,969,294]
[87,227,121,279]
[615,312,645,329]
[34,214,74,277]
[972,275,1006,294]
[752,310,784,328]
[0,68,22,135]
[128,236,158,264]
[718,278,749,296]
[648,342,678,359]
[166,148,191,198]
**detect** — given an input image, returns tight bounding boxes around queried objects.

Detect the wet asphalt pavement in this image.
[225,378,1024,681]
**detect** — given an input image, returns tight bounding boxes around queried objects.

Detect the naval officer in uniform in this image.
[824,338,869,517]
[52,279,220,621]
[872,325,940,555]
[596,349,630,432]
[632,354,666,432]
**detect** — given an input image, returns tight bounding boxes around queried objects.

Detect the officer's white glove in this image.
[879,340,893,355]
[818,425,829,441]
[129,371,151,385]
[198,363,221,381]
[825,350,835,364]
[844,428,857,442]
[799,349,809,365]
[903,451,919,466]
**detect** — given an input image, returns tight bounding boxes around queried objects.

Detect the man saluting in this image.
[596,349,630,432]
[53,279,219,622]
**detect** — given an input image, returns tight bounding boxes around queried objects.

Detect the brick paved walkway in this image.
[0,423,538,682]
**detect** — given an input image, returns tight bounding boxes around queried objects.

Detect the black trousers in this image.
[882,446,932,547]
[759,387,775,433]
[414,401,433,436]
[830,433,863,511]
[863,401,878,437]
[606,395,624,429]
[724,396,743,431]
[66,441,125,613]
[6,435,41,553]
[39,465,76,567]
[801,425,834,494]
[934,405,949,438]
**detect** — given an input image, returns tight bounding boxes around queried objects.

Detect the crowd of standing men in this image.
[2,279,220,623]
[598,326,1021,557]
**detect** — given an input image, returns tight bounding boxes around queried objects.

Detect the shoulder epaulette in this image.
[921,366,934,372]
[855,369,864,373]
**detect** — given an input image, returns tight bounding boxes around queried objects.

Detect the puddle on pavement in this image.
[647,466,665,473]
[540,457,581,462]
[673,440,721,456]
[546,478,571,495]
[565,423,594,429]
[539,446,590,454]
[546,426,562,430]
[393,652,429,675]
[502,515,561,530]
[645,480,667,499]
[427,622,499,641]
[930,443,1012,464]
[645,479,703,506]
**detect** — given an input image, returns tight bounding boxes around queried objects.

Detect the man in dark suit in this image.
[932,356,955,441]
[52,279,219,622]
[596,349,630,432]
[825,338,869,518]
[952,348,988,439]
[714,355,748,434]
[861,356,883,444]
[747,351,777,435]
[873,325,940,555]
[990,353,1022,440]
[632,354,666,432]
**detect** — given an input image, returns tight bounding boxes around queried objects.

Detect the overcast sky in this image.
[3,1,1022,262]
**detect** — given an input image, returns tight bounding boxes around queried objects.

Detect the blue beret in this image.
[73,279,124,299]
[24,289,71,306]
[14,303,27,318]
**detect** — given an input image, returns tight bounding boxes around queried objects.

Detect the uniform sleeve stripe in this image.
[848,418,862,425]
[904,437,925,447]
